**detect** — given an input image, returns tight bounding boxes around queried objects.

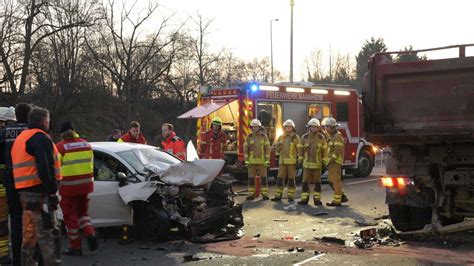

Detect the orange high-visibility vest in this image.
[12,128,62,189]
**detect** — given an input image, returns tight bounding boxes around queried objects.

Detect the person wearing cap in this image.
[272,119,301,202]
[161,123,186,160]
[244,119,270,200]
[297,118,327,205]
[0,106,16,264]
[118,121,147,144]
[0,103,31,265]
[200,117,227,160]
[56,121,98,256]
[106,129,122,142]
[321,117,348,207]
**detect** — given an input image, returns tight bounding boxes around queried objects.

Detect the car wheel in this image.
[388,204,431,232]
[135,204,170,241]
[353,150,374,177]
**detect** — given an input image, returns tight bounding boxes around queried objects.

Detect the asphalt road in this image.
[62,167,474,265]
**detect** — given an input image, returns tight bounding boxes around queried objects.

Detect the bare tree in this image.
[86,0,179,122]
[191,14,222,86]
[0,0,94,96]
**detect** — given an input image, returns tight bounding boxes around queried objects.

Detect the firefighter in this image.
[0,107,16,264]
[11,107,61,265]
[244,119,270,200]
[321,117,348,206]
[297,118,327,205]
[272,119,301,202]
[118,121,147,144]
[200,117,227,160]
[161,123,186,160]
[0,103,31,266]
[56,121,98,256]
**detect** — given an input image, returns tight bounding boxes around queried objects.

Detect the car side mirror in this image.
[117,172,127,187]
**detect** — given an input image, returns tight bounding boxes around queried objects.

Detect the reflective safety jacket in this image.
[200,130,227,159]
[161,132,186,160]
[326,131,345,165]
[56,134,94,196]
[12,128,62,189]
[275,132,301,165]
[118,132,147,144]
[244,131,270,165]
[298,132,327,169]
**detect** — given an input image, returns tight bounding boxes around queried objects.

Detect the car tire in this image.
[353,150,374,177]
[388,204,431,232]
[135,204,170,241]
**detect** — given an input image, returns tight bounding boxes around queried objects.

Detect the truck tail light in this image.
[380,176,413,188]
[381,177,394,187]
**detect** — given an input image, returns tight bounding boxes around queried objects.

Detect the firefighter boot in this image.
[271,177,284,201]
[326,194,342,207]
[341,191,349,203]
[298,182,310,205]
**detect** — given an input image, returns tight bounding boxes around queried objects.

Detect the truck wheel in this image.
[388,204,431,232]
[135,204,170,241]
[353,150,374,177]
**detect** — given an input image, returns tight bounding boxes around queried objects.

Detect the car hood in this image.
[146,159,225,186]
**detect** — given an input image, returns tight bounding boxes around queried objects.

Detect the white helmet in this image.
[306,118,320,127]
[283,119,296,128]
[250,119,262,127]
[0,106,16,122]
[321,117,338,127]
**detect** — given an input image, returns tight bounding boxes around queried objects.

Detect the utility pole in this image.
[270,18,279,83]
[289,0,294,82]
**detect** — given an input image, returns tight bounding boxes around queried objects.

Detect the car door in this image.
[89,151,133,227]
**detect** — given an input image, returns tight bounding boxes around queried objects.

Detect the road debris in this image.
[374,215,390,220]
[354,217,378,226]
[273,219,289,222]
[313,211,329,216]
[294,253,326,265]
[353,226,404,249]
[284,204,297,211]
[253,233,261,238]
[183,254,203,262]
[316,236,346,245]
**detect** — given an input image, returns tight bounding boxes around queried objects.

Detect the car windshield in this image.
[116,148,181,174]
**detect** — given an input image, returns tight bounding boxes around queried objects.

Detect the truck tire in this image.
[353,150,374,177]
[388,204,431,232]
[135,204,170,241]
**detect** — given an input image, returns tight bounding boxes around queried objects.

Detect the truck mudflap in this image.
[385,186,431,208]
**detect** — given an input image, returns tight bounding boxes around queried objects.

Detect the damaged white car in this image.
[58,142,244,242]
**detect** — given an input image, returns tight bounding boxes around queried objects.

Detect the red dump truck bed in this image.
[363,45,474,145]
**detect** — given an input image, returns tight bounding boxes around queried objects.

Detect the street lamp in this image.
[289,0,294,82]
[270,18,279,83]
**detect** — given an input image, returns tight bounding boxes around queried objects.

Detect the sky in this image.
[152,0,474,81]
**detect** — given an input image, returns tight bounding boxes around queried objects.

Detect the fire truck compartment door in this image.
[177,100,236,119]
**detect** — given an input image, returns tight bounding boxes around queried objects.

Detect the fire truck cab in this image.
[178,82,375,179]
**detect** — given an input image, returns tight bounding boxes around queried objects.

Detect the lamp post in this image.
[270,18,279,83]
[289,0,294,82]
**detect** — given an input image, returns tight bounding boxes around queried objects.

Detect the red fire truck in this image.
[178,82,375,178]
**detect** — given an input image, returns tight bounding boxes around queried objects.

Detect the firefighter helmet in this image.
[321,117,339,127]
[211,117,222,126]
[306,118,320,127]
[283,119,296,128]
[250,119,262,127]
[0,106,16,122]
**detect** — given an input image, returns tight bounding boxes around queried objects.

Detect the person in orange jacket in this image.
[199,117,227,159]
[118,121,147,144]
[161,123,186,160]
